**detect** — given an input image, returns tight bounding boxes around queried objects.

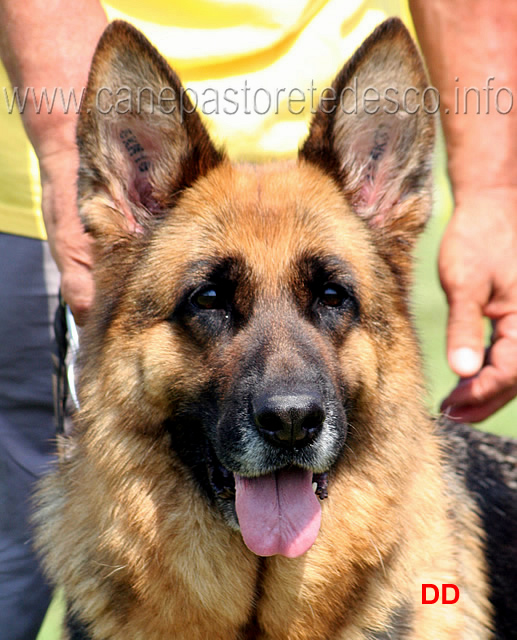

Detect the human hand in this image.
[39,146,94,325]
[439,188,517,422]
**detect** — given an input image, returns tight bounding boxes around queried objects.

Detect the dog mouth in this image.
[206,443,329,557]
[207,453,329,500]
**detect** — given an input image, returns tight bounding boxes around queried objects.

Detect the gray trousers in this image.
[0,233,59,639]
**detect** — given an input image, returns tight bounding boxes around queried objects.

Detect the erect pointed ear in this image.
[300,18,436,284]
[77,21,224,245]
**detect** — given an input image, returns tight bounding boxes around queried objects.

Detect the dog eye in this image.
[191,284,227,310]
[317,284,349,308]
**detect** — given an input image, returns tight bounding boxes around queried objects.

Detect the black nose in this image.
[253,391,325,449]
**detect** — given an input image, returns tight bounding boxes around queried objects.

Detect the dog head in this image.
[76,19,435,558]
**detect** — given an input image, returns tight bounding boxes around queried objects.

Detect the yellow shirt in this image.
[0,0,415,240]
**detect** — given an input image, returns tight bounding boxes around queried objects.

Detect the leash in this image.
[53,296,80,436]
[65,304,81,410]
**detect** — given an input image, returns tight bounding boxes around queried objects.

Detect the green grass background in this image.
[36,153,517,638]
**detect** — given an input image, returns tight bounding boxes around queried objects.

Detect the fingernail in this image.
[441,404,462,421]
[450,347,482,377]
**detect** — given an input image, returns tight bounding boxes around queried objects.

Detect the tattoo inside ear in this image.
[370,125,389,162]
[115,126,161,214]
[365,125,389,182]
[120,128,151,173]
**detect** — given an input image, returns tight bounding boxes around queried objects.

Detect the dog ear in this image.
[77,20,224,244]
[300,18,435,278]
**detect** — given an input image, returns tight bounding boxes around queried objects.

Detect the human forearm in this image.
[410,0,517,421]
[410,0,517,194]
[0,0,107,156]
[0,1,107,321]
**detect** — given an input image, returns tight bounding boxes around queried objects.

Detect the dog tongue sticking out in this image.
[234,468,321,558]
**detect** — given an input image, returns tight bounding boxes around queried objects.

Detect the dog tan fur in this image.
[34,18,517,640]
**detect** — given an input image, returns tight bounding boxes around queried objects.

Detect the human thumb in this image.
[446,299,485,378]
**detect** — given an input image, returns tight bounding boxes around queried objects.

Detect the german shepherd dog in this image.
[34,18,517,640]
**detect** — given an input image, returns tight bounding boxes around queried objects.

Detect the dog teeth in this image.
[312,482,318,493]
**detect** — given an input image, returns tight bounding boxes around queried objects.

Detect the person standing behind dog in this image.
[0,1,516,638]
[0,4,106,638]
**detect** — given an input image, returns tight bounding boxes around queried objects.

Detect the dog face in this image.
[76,19,434,558]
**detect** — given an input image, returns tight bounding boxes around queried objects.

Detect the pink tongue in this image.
[234,468,321,558]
